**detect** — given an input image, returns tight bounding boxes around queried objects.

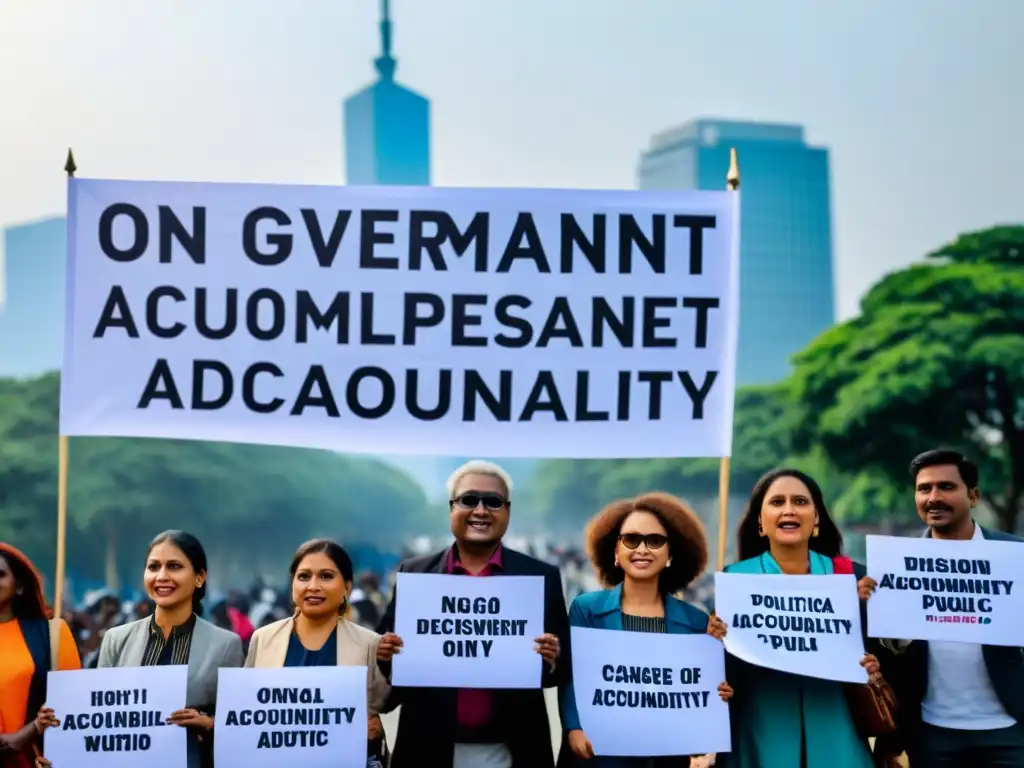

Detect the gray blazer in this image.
[98,616,244,768]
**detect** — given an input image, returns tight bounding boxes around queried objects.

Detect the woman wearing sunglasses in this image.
[559,492,732,766]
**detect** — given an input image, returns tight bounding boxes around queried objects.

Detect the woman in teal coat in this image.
[559,492,732,767]
[716,468,884,768]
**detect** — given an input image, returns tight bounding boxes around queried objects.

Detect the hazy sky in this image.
[1,0,1021,319]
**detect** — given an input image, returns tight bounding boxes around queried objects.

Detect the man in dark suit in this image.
[876,449,1024,767]
[376,460,569,768]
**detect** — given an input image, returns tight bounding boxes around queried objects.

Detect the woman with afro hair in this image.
[558,492,731,766]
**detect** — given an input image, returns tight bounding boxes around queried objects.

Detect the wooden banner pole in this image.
[53,148,76,618]
[716,148,740,571]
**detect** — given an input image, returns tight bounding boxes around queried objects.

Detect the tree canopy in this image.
[790,226,1024,531]
[528,226,1024,538]
[0,372,430,586]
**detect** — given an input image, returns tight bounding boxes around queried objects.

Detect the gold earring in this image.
[758,523,766,537]
[667,559,673,567]
[812,525,820,538]
[614,558,620,568]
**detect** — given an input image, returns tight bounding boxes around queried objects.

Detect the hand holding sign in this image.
[857,576,877,602]
[167,708,212,731]
[533,633,560,670]
[706,613,728,640]
[861,653,881,683]
[0,706,60,754]
[568,729,596,760]
[34,706,61,733]
[376,632,403,661]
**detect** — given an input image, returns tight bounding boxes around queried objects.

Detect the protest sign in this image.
[867,534,1024,646]
[391,572,544,688]
[569,627,730,757]
[714,572,867,683]
[214,667,366,768]
[60,180,739,458]
[44,665,187,768]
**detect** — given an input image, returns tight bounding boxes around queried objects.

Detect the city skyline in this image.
[0,217,65,377]
[343,0,431,185]
[2,1,1020,323]
[639,119,834,385]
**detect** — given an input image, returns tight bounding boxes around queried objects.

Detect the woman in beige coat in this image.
[245,539,390,765]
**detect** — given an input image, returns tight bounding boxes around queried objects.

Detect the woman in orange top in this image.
[0,544,80,768]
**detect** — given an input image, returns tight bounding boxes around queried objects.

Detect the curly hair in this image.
[736,468,843,562]
[585,492,708,595]
[0,543,50,620]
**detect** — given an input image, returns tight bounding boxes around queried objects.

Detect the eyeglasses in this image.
[618,533,669,550]
[450,493,507,511]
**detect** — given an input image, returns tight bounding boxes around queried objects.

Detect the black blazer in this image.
[377,545,569,768]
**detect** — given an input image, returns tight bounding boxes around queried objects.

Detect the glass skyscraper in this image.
[0,217,66,377]
[339,4,540,494]
[343,0,430,185]
[638,119,835,385]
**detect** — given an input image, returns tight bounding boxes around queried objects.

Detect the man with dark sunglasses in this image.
[375,460,570,768]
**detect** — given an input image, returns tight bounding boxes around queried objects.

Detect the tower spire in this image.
[374,0,396,81]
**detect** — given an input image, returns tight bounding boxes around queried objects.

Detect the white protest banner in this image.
[60,180,739,458]
[713,572,867,683]
[391,572,545,688]
[867,534,1024,646]
[569,627,730,757]
[44,665,187,768]
[214,667,366,768]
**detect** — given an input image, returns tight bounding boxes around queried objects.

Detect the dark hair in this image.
[736,468,844,561]
[147,530,208,617]
[0,545,48,620]
[289,539,355,615]
[585,492,707,595]
[909,449,979,489]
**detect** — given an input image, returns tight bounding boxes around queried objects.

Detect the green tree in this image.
[790,226,1024,532]
[0,372,430,587]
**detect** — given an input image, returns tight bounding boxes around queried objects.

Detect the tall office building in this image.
[638,119,835,385]
[343,0,430,185]
[341,5,537,495]
[0,217,66,377]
